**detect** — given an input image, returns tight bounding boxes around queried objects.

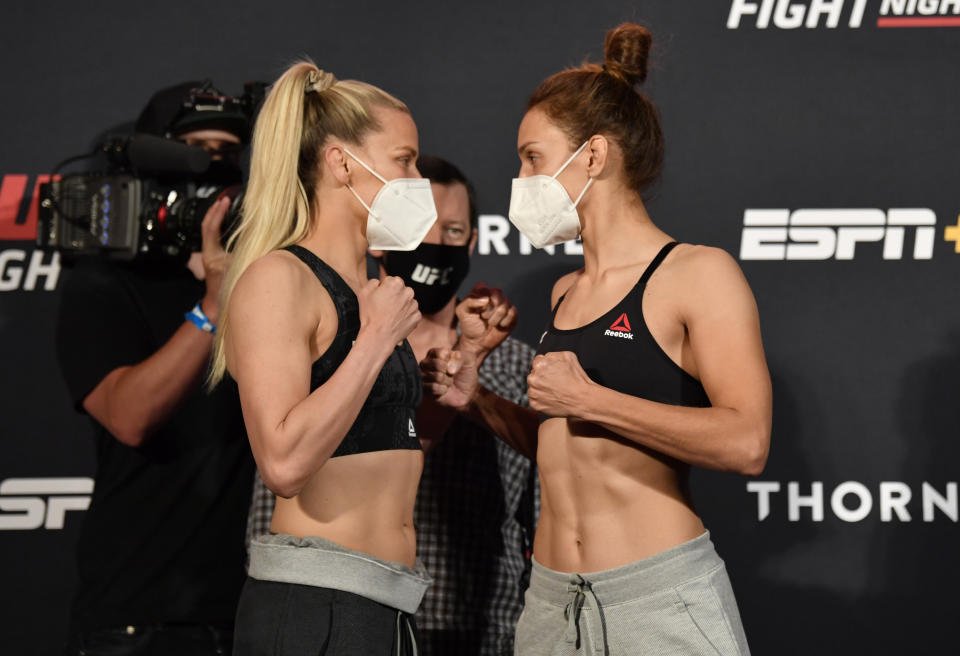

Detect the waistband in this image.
[248,534,432,614]
[530,531,722,606]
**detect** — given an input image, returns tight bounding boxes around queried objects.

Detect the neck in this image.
[578,185,669,277]
[299,188,369,285]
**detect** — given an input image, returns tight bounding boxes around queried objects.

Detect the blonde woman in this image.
[208,61,436,655]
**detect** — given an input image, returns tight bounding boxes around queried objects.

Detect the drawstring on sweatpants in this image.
[395,611,417,656]
[563,574,609,655]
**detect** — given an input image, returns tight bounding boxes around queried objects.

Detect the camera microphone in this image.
[111,133,212,176]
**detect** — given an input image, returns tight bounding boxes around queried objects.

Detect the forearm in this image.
[95,320,215,445]
[253,333,389,497]
[576,384,769,475]
[416,395,458,453]
[465,385,540,461]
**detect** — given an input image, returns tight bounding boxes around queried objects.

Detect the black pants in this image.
[64,623,233,655]
[233,577,420,656]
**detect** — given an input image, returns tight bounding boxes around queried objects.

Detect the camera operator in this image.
[57,81,255,656]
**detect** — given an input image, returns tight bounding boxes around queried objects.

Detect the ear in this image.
[324,144,352,186]
[585,135,609,178]
[467,227,478,257]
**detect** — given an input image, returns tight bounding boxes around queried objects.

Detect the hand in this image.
[200,195,232,321]
[420,347,479,410]
[527,351,595,418]
[455,283,518,364]
[357,276,422,356]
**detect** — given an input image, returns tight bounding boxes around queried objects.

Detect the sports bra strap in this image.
[283,244,343,288]
[637,241,679,287]
[282,245,358,329]
[550,293,567,317]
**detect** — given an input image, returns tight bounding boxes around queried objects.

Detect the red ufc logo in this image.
[0,174,56,241]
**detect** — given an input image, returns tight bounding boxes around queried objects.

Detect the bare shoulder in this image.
[667,244,748,288]
[665,244,758,316]
[231,249,324,315]
[550,268,584,308]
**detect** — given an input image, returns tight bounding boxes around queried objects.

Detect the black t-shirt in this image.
[55,257,254,632]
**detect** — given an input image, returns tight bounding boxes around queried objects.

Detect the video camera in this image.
[37,81,267,260]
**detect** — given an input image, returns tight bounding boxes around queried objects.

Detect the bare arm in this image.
[227,257,419,498]
[464,385,540,461]
[82,197,231,447]
[527,248,772,475]
[420,279,543,460]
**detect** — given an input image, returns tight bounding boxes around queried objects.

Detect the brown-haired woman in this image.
[210,60,437,655]
[423,23,771,655]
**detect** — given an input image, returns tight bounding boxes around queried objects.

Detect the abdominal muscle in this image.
[533,417,705,574]
[269,449,424,568]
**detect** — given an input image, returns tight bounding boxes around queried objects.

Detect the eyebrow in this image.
[517,141,539,155]
[395,145,418,158]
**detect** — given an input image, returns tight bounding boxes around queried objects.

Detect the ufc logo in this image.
[0,477,94,530]
[0,174,56,241]
[410,264,452,286]
[739,209,937,261]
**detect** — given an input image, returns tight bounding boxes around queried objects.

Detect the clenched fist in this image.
[420,347,479,410]
[527,351,595,418]
[455,283,518,364]
[357,276,421,357]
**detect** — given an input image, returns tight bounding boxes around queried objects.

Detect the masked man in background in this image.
[246,155,539,656]
[58,81,255,656]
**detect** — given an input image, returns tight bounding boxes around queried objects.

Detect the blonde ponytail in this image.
[208,59,408,387]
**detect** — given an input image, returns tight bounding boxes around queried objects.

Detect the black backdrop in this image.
[2,2,958,654]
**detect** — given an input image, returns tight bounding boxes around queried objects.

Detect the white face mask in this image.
[343,148,438,251]
[508,141,593,249]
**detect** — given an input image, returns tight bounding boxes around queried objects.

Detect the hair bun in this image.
[603,23,652,86]
[305,68,336,94]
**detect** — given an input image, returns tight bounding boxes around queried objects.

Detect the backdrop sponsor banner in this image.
[1,1,957,653]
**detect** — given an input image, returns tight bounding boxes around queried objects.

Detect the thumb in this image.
[447,350,463,375]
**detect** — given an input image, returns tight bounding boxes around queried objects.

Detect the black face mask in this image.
[198,158,243,187]
[382,242,470,315]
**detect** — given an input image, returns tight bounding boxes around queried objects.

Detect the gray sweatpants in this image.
[514,531,750,656]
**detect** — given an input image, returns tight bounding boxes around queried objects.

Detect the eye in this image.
[397,156,412,166]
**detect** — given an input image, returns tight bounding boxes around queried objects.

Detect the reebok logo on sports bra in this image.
[604,313,634,340]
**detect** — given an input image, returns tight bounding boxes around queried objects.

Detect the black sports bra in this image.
[284,245,422,457]
[536,242,710,409]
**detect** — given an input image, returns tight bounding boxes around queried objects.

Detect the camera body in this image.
[37,81,265,260]
[38,170,242,260]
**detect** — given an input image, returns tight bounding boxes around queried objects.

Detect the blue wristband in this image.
[185,302,216,334]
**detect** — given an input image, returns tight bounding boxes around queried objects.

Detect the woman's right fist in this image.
[357,276,421,350]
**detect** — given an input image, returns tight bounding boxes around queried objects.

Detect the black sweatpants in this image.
[233,577,420,656]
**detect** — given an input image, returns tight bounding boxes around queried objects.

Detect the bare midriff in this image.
[270,449,424,568]
[533,417,705,574]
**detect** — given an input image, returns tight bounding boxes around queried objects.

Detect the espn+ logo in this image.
[0,477,93,530]
[739,208,939,260]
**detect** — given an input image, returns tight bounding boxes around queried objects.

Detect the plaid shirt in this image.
[245,337,538,656]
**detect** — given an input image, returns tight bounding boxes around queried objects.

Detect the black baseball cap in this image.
[135,80,250,142]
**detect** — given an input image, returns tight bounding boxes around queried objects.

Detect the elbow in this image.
[736,425,770,477]
[109,418,149,448]
[258,459,306,499]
